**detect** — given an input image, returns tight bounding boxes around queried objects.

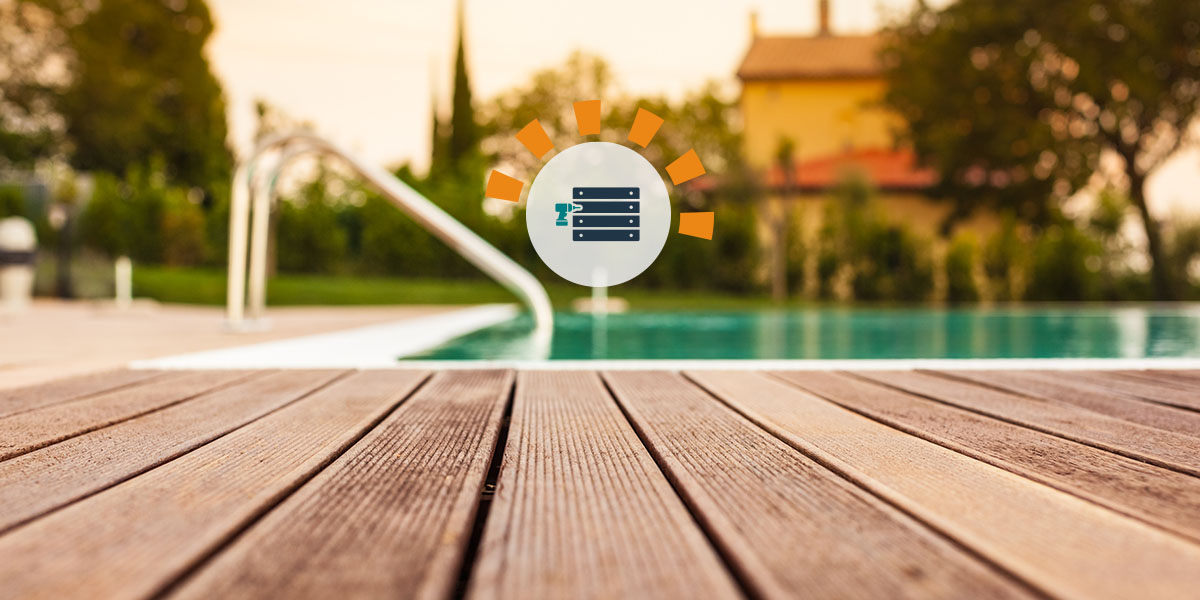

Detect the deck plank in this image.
[169,370,511,600]
[466,372,742,600]
[1152,370,1200,387]
[1108,370,1199,391]
[687,370,1200,600]
[0,370,427,600]
[776,371,1200,543]
[606,371,1030,600]
[0,369,167,419]
[851,370,1200,477]
[1050,370,1200,412]
[0,369,342,533]
[928,370,1200,438]
[0,370,257,461]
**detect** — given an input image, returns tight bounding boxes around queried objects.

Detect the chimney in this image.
[749,10,759,38]
[818,0,831,36]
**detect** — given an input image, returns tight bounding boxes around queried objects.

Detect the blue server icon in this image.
[569,187,640,242]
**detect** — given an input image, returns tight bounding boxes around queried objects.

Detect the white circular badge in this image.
[525,142,670,287]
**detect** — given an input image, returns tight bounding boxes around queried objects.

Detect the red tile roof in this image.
[766,148,936,192]
[737,35,882,81]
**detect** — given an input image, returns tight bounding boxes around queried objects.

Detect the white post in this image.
[114,256,132,310]
[0,217,36,316]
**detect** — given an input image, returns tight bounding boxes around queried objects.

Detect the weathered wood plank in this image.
[930,370,1200,438]
[606,371,1029,600]
[687,370,1200,600]
[0,369,342,533]
[0,369,167,419]
[776,371,1200,543]
[0,370,257,461]
[852,370,1200,477]
[170,370,511,600]
[1109,370,1199,391]
[1051,370,1200,412]
[1151,370,1200,387]
[466,372,742,600]
[0,370,427,600]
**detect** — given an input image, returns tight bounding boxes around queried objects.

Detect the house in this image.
[737,1,996,297]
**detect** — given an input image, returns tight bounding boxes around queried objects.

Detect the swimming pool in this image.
[407,305,1200,361]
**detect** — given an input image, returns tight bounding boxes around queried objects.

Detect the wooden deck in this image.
[1,368,1199,599]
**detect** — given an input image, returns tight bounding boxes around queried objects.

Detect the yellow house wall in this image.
[741,78,898,168]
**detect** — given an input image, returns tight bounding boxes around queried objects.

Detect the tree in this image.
[59,0,231,193]
[430,0,482,180]
[0,0,70,168]
[883,0,1200,299]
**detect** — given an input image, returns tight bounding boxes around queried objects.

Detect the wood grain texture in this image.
[0,370,427,600]
[1150,370,1200,387]
[467,372,742,600]
[776,371,1200,543]
[852,370,1200,477]
[170,370,512,600]
[0,370,257,461]
[605,371,1029,600]
[1109,370,1199,391]
[0,369,341,533]
[0,369,166,419]
[687,370,1200,600]
[930,370,1200,438]
[1050,370,1200,412]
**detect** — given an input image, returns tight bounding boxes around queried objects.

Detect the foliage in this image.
[78,159,206,266]
[786,208,807,295]
[983,214,1026,301]
[59,0,231,194]
[1024,221,1103,301]
[1170,218,1200,296]
[882,0,1200,299]
[0,0,68,168]
[818,172,934,302]
[274,175,348,274]
[945,232,981,303]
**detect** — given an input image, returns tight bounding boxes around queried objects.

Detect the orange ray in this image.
[666,149,705,185]
[627,108,664,148]
[574,100,601,135]
[678,212,714,240]
[516,119,554,159]
[485,170,524,202]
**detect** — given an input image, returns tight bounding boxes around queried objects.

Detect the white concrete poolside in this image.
[0,300,468,389]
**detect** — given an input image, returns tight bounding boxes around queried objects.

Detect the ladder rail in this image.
[226,132,553,357]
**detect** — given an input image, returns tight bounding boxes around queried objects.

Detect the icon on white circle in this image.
[526,142,669,287]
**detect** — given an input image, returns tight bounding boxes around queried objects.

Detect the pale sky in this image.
[205,0,1197,217]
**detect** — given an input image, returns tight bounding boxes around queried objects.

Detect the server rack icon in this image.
[570,187,640,242]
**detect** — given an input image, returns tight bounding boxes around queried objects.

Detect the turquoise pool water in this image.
[406,305,1200,361]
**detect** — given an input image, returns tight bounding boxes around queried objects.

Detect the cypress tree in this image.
[447,0,479,172]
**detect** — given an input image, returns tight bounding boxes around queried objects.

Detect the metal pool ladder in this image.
[225,131,553,357]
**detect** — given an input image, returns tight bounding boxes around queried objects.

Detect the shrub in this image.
[983,215,1025,301]
[274,178,348,274]
[945,232,981,303]
[1024,223,1102,301]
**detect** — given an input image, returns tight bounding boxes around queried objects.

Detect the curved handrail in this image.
[226,131,553,357]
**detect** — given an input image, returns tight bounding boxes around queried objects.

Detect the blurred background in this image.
[2,0,1199,308]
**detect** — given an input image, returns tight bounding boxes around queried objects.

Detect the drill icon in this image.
[554,203,578,227]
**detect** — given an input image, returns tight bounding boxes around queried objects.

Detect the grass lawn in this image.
[131,266,787,310]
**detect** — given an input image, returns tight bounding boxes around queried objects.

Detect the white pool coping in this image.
[131,304,518,369]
